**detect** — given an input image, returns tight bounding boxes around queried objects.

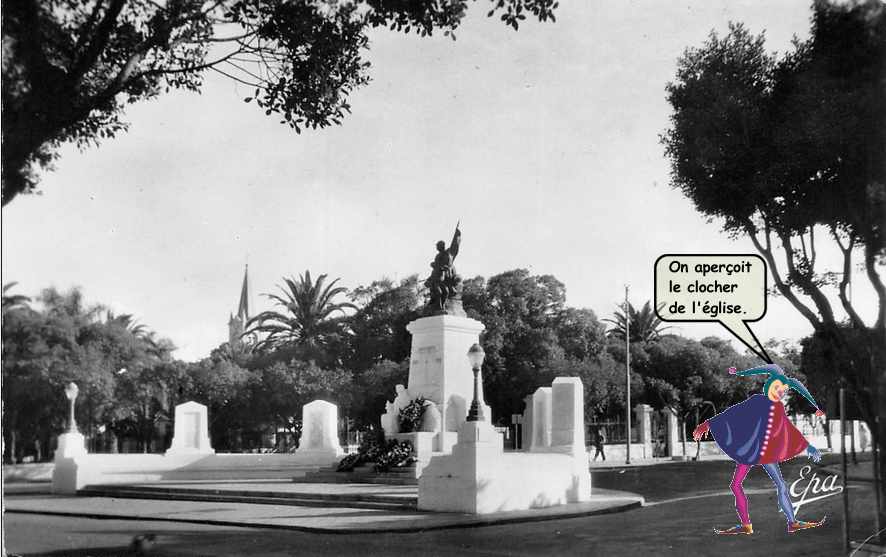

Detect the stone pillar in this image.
[167,401,214,455]
[521,394,533,451]
[55,432,87,459]
[635,404,653,459]
[664,409,680,458]
[551,377,585,456]
[405,315,486,452]
[296,400,344,462]
[529,387,552,451]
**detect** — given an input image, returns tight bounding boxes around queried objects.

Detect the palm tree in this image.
[245,271,356,351]
[104,310,164,360]
[2,282,31,317]
[105,311,150,337]
[605,300,671,343]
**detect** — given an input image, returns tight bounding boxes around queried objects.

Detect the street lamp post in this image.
[64,382,80,433]
[625,285,631,465]
[466,343,486,422]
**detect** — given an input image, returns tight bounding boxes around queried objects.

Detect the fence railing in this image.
[587,421,640,445]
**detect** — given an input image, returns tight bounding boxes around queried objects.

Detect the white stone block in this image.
[521,394,533,450]
[167,401,214,455]
[295,399,344,462]
[418,420,591,514]
[551,377,585,455]
[529,387,552,451]
[55,432,87,459]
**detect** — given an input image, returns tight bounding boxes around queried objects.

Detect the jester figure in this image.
[692,364,827,535]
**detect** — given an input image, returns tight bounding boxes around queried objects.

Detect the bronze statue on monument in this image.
[424,221,465,316]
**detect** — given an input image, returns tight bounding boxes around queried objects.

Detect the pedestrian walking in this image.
[592,427,606,462]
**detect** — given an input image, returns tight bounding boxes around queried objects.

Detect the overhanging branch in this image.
[744,218,823,330]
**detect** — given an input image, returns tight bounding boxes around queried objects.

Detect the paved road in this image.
[5,457,879,556]
[6,486,876,556]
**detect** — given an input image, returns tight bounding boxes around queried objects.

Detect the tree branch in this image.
[777,228,836,325]
[209,65,262,87]
[69,0,127,84]
[745,218,823,330]
[864,242,886,331]
[831,226,866,329]
[138,49,244,77]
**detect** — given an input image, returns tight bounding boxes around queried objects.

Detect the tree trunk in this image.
[875,332,886,543]
[7,429,17,464]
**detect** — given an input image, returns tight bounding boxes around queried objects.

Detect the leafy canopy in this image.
[2,0,558,205]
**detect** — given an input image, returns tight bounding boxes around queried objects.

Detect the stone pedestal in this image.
[55,432,87,459]
[529,387,552,451]
[167,401,214,455]
[381,314,485,452]
[664,409,682,458]
[296,400,344,463]
[419,418,590,514]
[521,394,533,450]
[636,404,653,459]
[551,378,585,455]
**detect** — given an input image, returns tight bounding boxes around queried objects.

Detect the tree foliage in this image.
[245,270,355,352]
[662,1,885,331]
[604,300,670,343]
[1,0,558,205]
[663,1,885,514]
[1,286,175,460]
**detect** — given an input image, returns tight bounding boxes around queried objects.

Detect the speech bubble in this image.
[654,254,772,363]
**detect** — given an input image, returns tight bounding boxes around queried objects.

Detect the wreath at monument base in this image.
[337,432,416,473]
[398,396,428,433]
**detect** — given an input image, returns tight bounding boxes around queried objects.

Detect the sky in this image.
[1,0,879,362]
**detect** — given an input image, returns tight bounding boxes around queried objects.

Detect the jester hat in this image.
[731,363,821,412]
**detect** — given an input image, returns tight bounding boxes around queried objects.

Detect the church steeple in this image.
[228,265,250,347]
[236,264,249,321]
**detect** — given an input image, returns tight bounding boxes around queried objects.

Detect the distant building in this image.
[228,265,251,350]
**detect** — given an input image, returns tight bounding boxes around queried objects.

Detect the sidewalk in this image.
[821,456,877,482]
[4,482,643,534]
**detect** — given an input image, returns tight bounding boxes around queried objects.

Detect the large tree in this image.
[346,275,424,373]
[1,286,174,459]
[662,0,886,520]
[462,269,568,419]
[1,0,558,206]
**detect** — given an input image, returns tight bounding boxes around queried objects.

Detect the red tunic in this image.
[757,400,808,464]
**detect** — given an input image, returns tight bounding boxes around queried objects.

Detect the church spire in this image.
[237,264,249,321]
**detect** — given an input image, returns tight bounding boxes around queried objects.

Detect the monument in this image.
[380,223,487,454]
[295,399,344,462]
[55,382,87,459]
[167,401,214,455]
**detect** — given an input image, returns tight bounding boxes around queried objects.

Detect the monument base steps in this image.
[77,483,417,511]
[297,463,419,485]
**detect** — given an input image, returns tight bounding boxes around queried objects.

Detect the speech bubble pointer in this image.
[719,315,773,364]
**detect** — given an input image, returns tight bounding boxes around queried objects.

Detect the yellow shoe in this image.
[714,523,753,535]
[788,517,826,533]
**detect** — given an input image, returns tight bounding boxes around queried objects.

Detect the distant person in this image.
[592,427,606,462]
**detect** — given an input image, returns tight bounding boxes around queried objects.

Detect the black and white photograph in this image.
[1,0,884,555]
